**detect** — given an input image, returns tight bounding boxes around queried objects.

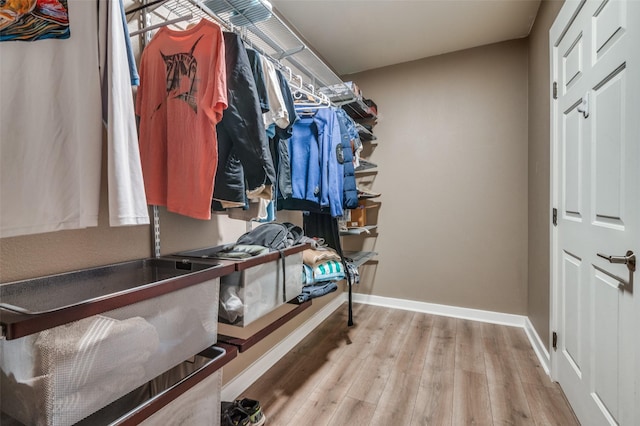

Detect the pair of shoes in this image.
[236,398,266,426]
[221,404,250,426]
[221,398,266,426]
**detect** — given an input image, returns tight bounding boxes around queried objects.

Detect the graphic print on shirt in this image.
[156,35,203,114]
[0,0,70,41]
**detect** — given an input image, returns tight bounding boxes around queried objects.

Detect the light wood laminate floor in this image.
[240,303,579,425]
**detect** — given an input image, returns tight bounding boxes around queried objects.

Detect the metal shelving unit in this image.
[130,0,361,103]
[340,225,378,236]
[129,0,379,329]
[343,251,378,268]
[317,83,378,119]
[355,159,378,173]
[355,123,377,142]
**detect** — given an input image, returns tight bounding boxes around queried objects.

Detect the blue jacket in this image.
[283,107,344,217]
[336,109,358,209]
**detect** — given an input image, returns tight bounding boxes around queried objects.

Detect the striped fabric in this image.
[303,260,345,285]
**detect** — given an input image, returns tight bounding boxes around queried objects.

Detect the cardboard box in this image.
[348,206,367,227]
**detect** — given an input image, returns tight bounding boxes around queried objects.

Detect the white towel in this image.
[34,315,159,391]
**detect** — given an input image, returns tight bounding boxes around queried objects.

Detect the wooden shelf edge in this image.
[89,344,236,426]
[217,300,313,352]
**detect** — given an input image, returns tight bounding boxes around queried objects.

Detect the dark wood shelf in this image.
[172,243,309,271]
[217,300,312,352]
[0,261,236,340]
[232,244,309,271]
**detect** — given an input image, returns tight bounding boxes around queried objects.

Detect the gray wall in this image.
[527,0,564,350]
[348,39,530,315]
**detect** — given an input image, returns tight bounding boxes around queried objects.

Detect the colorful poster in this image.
[0,0,70,42]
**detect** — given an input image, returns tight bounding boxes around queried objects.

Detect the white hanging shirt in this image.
[260,56,289,130]
[103,0,149,228]
[0,0,149,238]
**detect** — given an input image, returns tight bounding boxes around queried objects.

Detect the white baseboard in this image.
[524,317,551,375]
[352,293,527,327]
[352,293,551,375]
[221,292,347,401]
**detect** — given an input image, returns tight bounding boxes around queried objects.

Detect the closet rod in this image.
[129,14,193,36]
[125,0,167,16]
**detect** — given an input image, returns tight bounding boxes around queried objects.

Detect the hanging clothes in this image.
[136,19,227,220]
[336,107,363,168]
[279,107,344,218]
[226,47,277,221]
[335,109,358,209]
[118,0,140,86]
[0,0,149,238]
[104,0,149,228]
[246,48,270,113]
[273,69,298,201]
[260,55,289,138]
[212,32,275,209]
[261,68,298,222]
[227,56,295,222]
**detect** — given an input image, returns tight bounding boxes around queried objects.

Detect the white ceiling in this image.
[270,0,542,76]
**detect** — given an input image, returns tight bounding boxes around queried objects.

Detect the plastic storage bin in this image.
[0,259,230,426]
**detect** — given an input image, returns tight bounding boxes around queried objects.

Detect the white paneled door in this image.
[550,1,639,425]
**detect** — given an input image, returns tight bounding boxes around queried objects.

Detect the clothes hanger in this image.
[293,82,331,110]
[125,0,168,16]
[129,14,194,36]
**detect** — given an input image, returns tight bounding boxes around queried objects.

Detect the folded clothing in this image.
[303,259,345,285]
[212,244,270,259]
[297,281,338,303]
[302,247,341,268]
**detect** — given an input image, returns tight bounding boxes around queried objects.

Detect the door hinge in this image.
[552,208,558,226]
[552,331,558,351]
[553,81,558,99]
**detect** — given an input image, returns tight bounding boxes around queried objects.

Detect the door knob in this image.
[577,92,590,118]
[597,250,636,273]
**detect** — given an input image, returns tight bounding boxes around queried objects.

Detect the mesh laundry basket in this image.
[1,278,220,426]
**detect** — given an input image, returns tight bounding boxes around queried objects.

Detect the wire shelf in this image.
[129,0,358,103]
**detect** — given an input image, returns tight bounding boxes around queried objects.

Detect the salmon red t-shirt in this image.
[136,19,227,220]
